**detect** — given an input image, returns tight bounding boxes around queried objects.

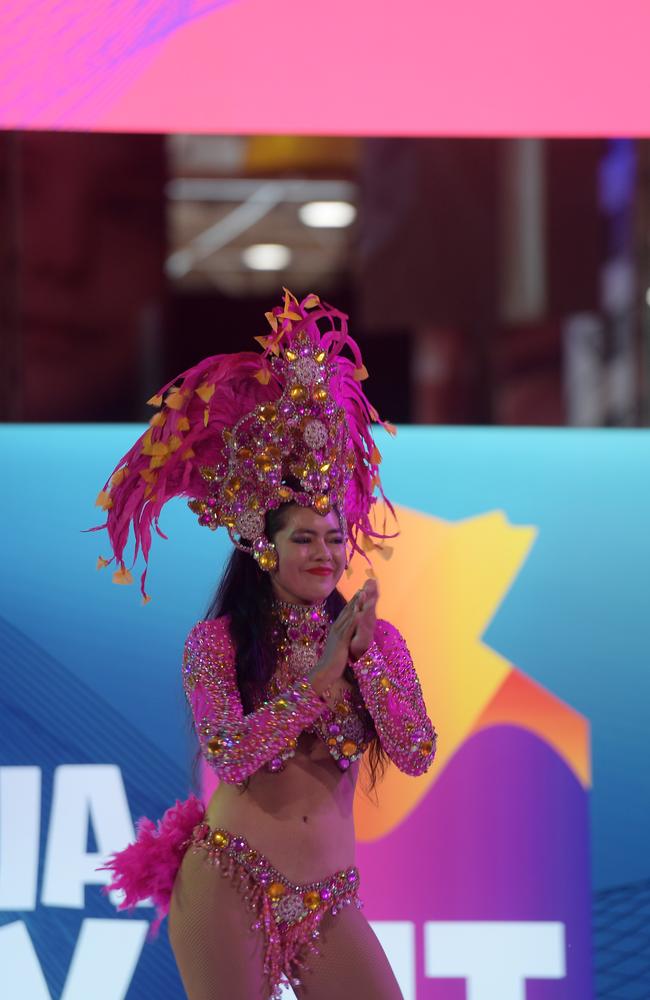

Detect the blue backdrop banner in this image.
[1,425,648,999]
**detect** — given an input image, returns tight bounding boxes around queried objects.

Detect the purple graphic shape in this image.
[0,0,236,128]
[357,725,593,998]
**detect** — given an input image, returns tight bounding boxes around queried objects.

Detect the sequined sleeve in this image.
[182,618,329,784]
[351,619,437,776]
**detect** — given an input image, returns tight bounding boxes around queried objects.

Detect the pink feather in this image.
[90,292,396,598]
[99,795,205,936]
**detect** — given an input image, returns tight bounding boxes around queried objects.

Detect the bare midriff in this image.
[205,682,361,884]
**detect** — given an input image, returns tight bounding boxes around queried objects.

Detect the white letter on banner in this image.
[42,765,136,908]
[0,767,41,910]
[276,922,415,1000]
[0,922,51,1000]
[425,922,566,1000]
[370,922,416,1000]
[60,919,149,1000]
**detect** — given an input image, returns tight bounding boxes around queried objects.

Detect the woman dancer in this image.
[97,291,437,999]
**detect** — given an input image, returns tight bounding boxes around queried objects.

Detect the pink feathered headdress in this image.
[90,289,396,601]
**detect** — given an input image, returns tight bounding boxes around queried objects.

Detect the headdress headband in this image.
[90,290,396,601]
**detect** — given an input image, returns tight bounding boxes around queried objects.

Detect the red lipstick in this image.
[306,568,333,576]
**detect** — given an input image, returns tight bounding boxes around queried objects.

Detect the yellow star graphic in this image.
[344,505,590,841]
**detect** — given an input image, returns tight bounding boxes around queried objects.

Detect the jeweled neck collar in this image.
[272,598,329,627]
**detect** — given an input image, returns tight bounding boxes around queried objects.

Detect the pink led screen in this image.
[1,0,650,136]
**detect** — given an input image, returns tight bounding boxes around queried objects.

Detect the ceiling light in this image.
[299,201,357,228]
[165,249,193,278]
[241,244,292,271]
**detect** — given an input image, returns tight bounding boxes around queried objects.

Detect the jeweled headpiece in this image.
[91,290,395,601]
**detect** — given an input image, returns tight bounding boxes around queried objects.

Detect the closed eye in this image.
[292,535,344,545]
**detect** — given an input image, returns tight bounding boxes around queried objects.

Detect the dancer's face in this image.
[270,506,345,605]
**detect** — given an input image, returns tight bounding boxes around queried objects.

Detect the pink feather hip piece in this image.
[99,794,205,935]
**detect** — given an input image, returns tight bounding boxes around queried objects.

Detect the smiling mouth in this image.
[306,568,333,576]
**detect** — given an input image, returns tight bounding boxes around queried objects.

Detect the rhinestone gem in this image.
[303,419,328,449]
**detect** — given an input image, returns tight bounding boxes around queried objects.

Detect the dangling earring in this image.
[254,540,278,572]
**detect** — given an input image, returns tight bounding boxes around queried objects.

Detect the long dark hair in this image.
[203,503,388,795]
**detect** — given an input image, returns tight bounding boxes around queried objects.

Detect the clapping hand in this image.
[349,579,378,661]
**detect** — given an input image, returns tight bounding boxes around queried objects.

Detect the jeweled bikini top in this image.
[258,600,375,773]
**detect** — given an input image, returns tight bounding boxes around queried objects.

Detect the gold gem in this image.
[287,738,297,749]
[285,348,298,362]
[258,549,278,571]
[275,698,289,710]
[266,444,282,460]
[303,890,321,910]
[212,830,229,848]
[278,486,292,500]
[254,452,274,474]
[237,447,252,460]
[312,385,328,403]
[206,738,222,756]
[313,494,331,515]
[268,882,286,900]
[289,384,308,404]
[342,740,358,757]
[319,461,331,473]
[229,477,242,491]
[419,740,433,755]
[249,496,260,510]
[258,403,278,423]
[222,514,237,529]
[314,350,326,364]
[327,737,338,747]
[199,466,218,482]
[379,676,391,690]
